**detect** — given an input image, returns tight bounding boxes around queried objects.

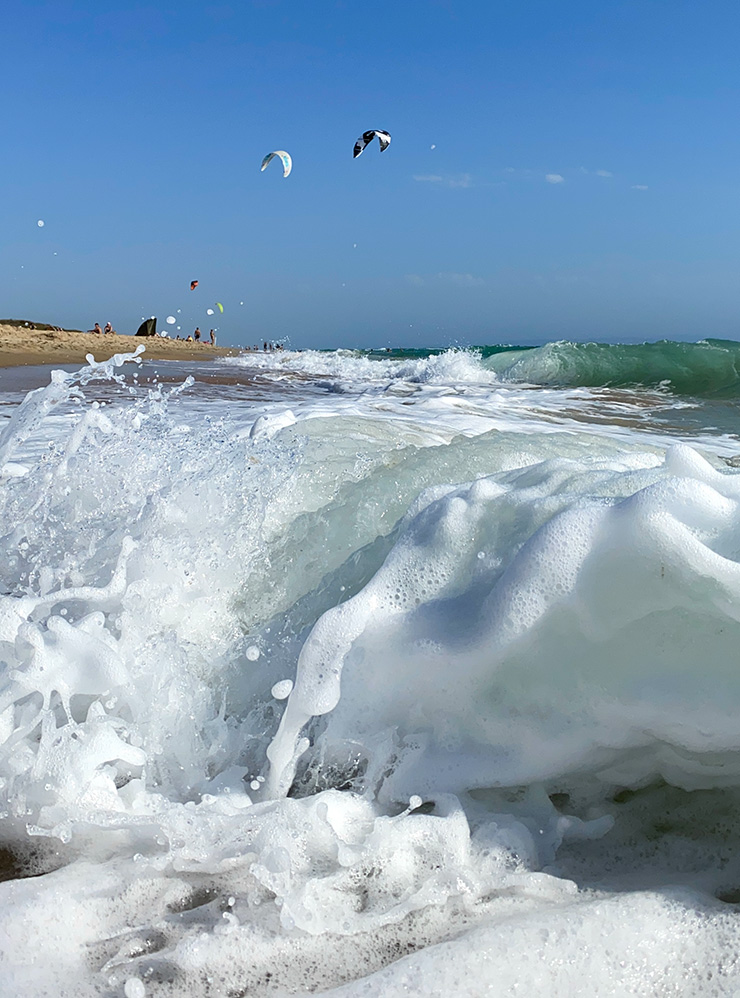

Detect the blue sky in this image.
[3,0,740,348]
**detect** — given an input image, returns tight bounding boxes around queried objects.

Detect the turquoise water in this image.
[364,338,740,396]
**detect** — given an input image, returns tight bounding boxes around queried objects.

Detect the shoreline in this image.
[0,324,241,368]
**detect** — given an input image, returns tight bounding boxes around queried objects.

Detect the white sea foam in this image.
[218,347,740,459]
[222,347,496,387]
[1,353,740,995]
[268,443,740,802]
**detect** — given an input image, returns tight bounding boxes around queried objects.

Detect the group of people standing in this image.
[85,322,287,351]
[180,327,216,344]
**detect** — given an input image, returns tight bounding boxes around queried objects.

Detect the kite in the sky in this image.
[190,280,199,290]
[353,130,391,158]
[260,151,292,177]
[216,302,224,313]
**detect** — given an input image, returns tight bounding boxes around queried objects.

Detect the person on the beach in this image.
[209,329,215,345]
[104,322,115,335]
[194,327,201,342]
[93,322,102,334]
[186,334,193,342]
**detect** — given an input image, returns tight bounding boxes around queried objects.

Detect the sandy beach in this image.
[0,323,241,368]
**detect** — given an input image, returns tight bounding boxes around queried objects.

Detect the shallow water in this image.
[2,343,740,996]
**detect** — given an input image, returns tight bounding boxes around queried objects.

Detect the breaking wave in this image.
[3,349,740,994]
[224,338,740,397]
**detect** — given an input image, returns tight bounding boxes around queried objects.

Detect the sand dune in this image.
[0,324,240,367]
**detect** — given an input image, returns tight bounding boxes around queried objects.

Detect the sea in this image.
[2,337,740,996]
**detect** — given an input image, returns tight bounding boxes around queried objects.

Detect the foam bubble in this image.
[272,679,294,700]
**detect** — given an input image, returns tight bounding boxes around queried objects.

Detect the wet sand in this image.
[0,324,240,367]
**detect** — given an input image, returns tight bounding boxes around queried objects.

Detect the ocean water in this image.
[2,339,740,996]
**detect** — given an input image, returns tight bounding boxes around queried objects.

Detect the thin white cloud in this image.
[438,272,486,287]
[444,173,474,189]
[545,173,565,184]
[413,173,474,188]
[595,169,613,178]
[405,272,485,288]
[631,184,649,190]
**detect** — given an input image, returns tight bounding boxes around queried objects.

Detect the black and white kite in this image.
[353,129,391,159]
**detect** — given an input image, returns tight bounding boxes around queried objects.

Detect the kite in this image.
[353,130,391,158]
[260,151,292,177]
[216,302,224,313]
[190,280,199,290]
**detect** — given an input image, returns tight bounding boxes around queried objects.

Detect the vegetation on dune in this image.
[0,319,83,333]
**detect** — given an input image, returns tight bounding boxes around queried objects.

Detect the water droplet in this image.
[271,679,294,700]
[124,978,146,998]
